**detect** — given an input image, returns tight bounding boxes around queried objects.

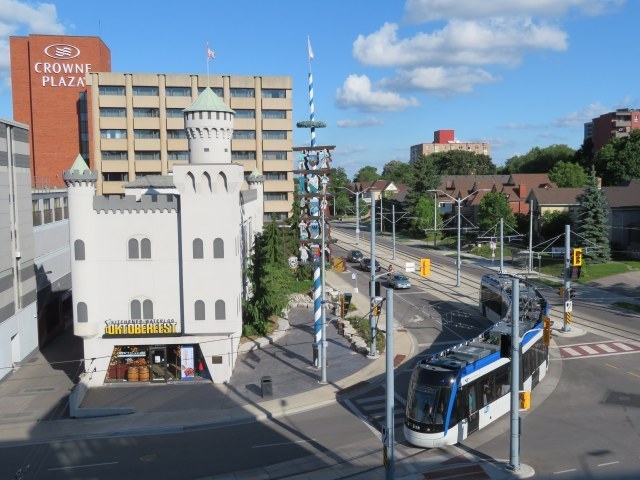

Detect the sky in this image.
[1,0,639,178]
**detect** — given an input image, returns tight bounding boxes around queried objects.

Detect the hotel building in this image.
[410,129,491,162]
[584,108,640,154]
[87,72,293,221]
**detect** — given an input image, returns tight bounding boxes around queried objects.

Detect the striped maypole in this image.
[308,37,322,358]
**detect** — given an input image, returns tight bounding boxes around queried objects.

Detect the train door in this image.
[463,384,480,435]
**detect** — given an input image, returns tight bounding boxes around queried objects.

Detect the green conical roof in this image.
[70,154,90,173]
[183,87,234,114]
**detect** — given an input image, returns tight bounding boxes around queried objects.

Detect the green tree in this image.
[540,210,573,240]
[243,220,291,335]
[381,159,414,184]
[407,154,441,207]
[433,150,497,175]
[353,165,380,183]
[477,192,516,232]
[503,145,576,174]
[549,161,588,188]
[410,196,442,239]
[575,168,611,263]
[594,129,640,186]
[329,166,351,216]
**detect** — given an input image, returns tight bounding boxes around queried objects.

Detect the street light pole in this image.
[392,204,396,260]
[456,197,461,287]
[369,190,378,357]
[320,195,327,384]
[355,192,360,245]
[385,287,395,479]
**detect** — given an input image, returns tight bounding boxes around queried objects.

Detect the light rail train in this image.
[404,273,549,448]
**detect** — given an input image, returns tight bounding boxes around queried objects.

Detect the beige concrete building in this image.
[87,72,293,220]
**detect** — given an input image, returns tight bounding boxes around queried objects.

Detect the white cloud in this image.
[336,117,384,128]
[379,66,497,95]
[336,145,367,155]
[353,20,567,69]
[552,102,609,127]
[0,0,65,86]
[404,0,625,23]
[335,74,419,112]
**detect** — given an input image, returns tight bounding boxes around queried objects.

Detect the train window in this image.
[496,365,510,397]
[466,385,478,414]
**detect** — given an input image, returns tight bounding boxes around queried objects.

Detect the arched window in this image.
[140,238,151,259]
[213,238,224,259]
[217,172,227,192]
[143,300,153,319]
[195,300,205,320]
[74,239,85,261]
[193,238,203,259]
[77,302,88,323]
[128,238,139,259]
[131,300,141,319]
[215,300,226,320]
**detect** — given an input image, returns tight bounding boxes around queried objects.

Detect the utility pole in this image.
[433,191,437,247]
[528,199,534,273]
[392,204,396,260]
[380,195,383,234]
[355,192,360,245]
[508,277,521,472]
[320,194,328,384]
[385,287,395,479]
[500,217,504,274]
[369,190,378,357]
[563,224,571,332]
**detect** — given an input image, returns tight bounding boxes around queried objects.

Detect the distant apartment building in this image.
[584,108,640,154]
[410,129,491,162]
[87,72,294,221]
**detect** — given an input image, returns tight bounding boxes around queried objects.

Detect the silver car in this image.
[387,273,411,289]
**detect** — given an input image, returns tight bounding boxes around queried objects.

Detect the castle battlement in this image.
[93,194,178,213]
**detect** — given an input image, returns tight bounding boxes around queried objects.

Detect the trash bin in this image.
[261,376,273,398]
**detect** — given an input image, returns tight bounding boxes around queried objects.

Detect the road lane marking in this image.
[553,469,577,475]
[597,461,619,467]
[628,372,640,378]
[562,347,580,357]
[581,345,598,355]
[49,462,119,471]
[598,344,616,353]
[251,439,316,448]
[604,363,618,369]
[614,343,633,351]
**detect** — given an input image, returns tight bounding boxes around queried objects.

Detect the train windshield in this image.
[406,369,455,427]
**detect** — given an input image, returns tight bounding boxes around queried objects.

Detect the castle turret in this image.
[183,87,235,164]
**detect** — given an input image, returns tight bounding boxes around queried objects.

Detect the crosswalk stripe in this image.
[563,347,580,357]
[581,346,598,355]
[597,343,616,353]
[614,342,633,351]
[358,395,386,405]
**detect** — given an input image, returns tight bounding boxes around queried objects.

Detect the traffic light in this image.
[372,303,380,316]
[543,316,551,346]
[572,248,583,267]
[420,258,431,277]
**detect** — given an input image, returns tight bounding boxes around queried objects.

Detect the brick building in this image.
[410,129,490,162]
[584,108,640,154]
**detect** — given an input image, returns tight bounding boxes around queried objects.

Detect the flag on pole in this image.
[207,47,216,59]
[307,36,314,61]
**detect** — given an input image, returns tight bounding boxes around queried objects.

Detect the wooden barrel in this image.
[127,366,139,382]
[138,366,149,382]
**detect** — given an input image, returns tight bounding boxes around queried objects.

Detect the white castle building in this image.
[64,89,264,386]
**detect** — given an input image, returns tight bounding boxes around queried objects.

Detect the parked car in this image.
[360,257,381,272]
[347,249,364,262]
[387,273,412,289]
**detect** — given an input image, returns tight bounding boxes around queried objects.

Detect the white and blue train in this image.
[404,273,549,448]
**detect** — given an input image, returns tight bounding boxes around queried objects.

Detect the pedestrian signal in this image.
[572,248,583,267]
[420,258,431,277]
[543,316,551,346]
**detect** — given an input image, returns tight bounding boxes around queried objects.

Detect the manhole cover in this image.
[139,454,159,463]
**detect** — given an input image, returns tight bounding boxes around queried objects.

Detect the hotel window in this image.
[77,302,88,323]
[134,129,160,139]
[135,151,161,160]
[262,89,286,99]
[165,86,191,97]
[230,88,255,98]
[195,300,205,321]
[132,86,159,96]
[198,87,224,97]
[265,192,287,201]
[102,151,128,160]
[233,130,256,139]
[262,110,286,119]
[234,109,255,119]
[215,300,226,320]
[213,238,224,259]
[140,238,151,259]
[166,108,184,118]
[100,129,127,139]
[99,85,125,96]
[131,300,141,319]
[265,172,287,180]
[167,130,187,139]
[231,151,256,160]
[168,151,189,160]
[262,131,286,140]
[133,108,160,118]
[100,107,126,117]
[128,238,140,259]
[263,151,288,160]
[264,212,288,222]
[74,240,86,261]
[143,300,153,319]
[193,238,204,259]
[103,172,129,182]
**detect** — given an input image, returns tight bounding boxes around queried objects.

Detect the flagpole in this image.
[206,42,210,88]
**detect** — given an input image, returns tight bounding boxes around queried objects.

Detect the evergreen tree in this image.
[575,169,611,263]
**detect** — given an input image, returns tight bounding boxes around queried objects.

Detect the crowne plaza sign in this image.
[33,43,92,87]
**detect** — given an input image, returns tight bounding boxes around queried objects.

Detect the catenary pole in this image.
[528,199,534,272]
[456,197,461,287]
[392,204,396,260]
[500,217,504,274]
[355,192,360,245]
[320,201,327,384]
[563,224,571,332]
[433,191,437,247]
[509,277,521,472]
[369,191,377,357]
[385,287,395,479]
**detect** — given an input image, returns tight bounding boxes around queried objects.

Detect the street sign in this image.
[490,241,496,250]
[405,262,415,272]
[565,300,573,312]
[351,272,356,280]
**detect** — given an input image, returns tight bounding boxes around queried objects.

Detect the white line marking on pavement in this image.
[553,468,577,475]
[597,461,620,467]
[358,395,386,405]
[614,342,633,351]
[49,462,119,471]
[343,399,380,437]
[394,392,406,405]
[562,347,580,356]
[597,344,616,353]
[251,439,316,448]
[581,345,598,355]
